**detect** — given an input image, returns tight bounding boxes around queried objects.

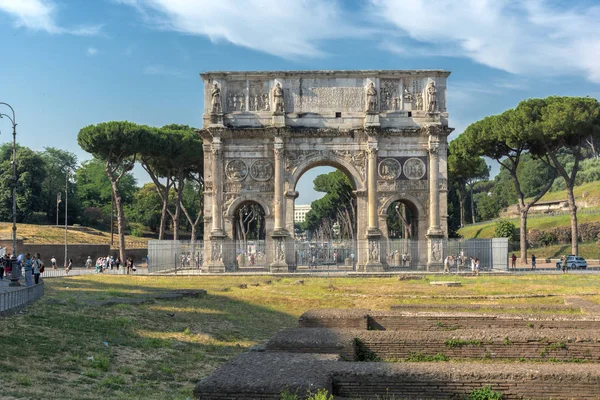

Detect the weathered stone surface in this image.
[199,70,452,272]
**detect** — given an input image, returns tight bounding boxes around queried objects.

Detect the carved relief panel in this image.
[226,81,246,112]
[249,81,270,111]
[225,159,248,181]
[284,150,322,172]
[380,79,401,111]
[250,159,273,181]
[377,157,427,181]
[331,150,366,180]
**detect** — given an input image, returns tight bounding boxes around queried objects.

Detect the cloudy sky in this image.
[1,0,600,204]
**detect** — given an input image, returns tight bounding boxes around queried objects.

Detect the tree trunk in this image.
[457,189,465,228]
[173,172,185,241]
[566,185,579,255]
[110,180,126,263]
[158,176,170,240]
[469,184,476,224]
[519,208,528,266]
[546,149,580,256]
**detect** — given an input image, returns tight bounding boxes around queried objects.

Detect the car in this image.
[556,255,588,270]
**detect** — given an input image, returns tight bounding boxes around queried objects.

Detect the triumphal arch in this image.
[199,70,452,272]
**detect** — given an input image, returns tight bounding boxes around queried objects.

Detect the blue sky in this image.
[1,0,600,204]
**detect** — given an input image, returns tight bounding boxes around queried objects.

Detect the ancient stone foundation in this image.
[195,308,600,399]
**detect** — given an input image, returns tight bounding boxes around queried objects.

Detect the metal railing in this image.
[147,238,509,273]
[0,282,44,316]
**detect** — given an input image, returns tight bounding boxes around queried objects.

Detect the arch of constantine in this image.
[199,70,452,272]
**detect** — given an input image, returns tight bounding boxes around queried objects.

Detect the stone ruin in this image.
[195,308,600,399]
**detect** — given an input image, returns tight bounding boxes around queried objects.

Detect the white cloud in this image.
[0,0,101,35]
[115,0,363,58]
[370,0,600,83]
[86,47,98,56]
[143,64,186,78]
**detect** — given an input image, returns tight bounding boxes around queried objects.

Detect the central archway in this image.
[232,200,267,270]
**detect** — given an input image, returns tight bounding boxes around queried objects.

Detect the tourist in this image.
[474,258,480,275]
[531,254,536,270]
[3,254,11,278]
[23,253,33,287]
[85,256,93,269]
[65,258,73,274]
[470,256,475,275]
[443,255,451,274]
[115,257,121,270]
[562,257,568,274]
[0,254,5,280]
[511,253,517,270]
[51,256,57,269]
[33,253,42,284]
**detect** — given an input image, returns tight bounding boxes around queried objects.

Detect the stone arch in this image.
[287,154,366,192]
[225,194,272,219]
[379,193,425,219]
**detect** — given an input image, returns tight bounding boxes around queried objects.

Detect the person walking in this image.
[531,254,537,270]
[443,255,451,274]
[33,253,42,284]
[23,253,33,287]
[115,257,121,271]
[470,256,475,275]
[51,256,57,269]
[0,254,5,280]
[85,256,93,269]
[65,258,73,274]
[511,253,517,270]
[474,258,480,276]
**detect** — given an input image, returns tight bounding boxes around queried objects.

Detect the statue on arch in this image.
[366,82,378,113]
[211,83,222,113]
[427,81,438,113]
[273,83,285,113]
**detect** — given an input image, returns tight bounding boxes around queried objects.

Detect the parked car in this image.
[556,255,588,270]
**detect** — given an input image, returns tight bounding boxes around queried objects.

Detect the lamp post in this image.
[64,168,70,268]
[0,102,19,286]
[56,192,61,226]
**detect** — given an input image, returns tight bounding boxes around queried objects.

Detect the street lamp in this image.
[56,192,62,226]
[64,168,70,268]
[0,102,19,287]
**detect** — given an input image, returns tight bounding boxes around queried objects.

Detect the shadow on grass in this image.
[0,277,297,400]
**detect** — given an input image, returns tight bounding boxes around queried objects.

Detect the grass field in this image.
[0,223,149,246]
[2,274,600,399]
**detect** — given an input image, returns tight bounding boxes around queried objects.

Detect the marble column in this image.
[366,143,383,271]
[211,138,224,234]
[427,136,442,236]
[273,138,285,233]
[367,145,379,232]
[427,134,444,270]
[270,137,288,272]
[208,137,225,272]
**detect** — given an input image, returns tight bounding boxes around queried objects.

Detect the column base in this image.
[206,262,225,273]
[269,263,288,273]
[365,262,385,272]
[426,235,445,271]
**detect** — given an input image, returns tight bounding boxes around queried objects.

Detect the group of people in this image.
[443,254,481,275]
[86,255,121,273]
[510,253,537,270]
[0,253,45,286]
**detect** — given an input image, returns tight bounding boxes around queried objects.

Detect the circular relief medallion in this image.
[378,158,401,180]
[403,158,426,180]
[225,159,248,181]
[250,159,273,181]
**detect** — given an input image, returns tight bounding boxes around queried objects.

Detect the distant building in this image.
[295,205,312,223]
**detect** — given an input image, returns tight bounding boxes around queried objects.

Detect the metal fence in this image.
[0,282,44,316]
[147,238,509,273]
